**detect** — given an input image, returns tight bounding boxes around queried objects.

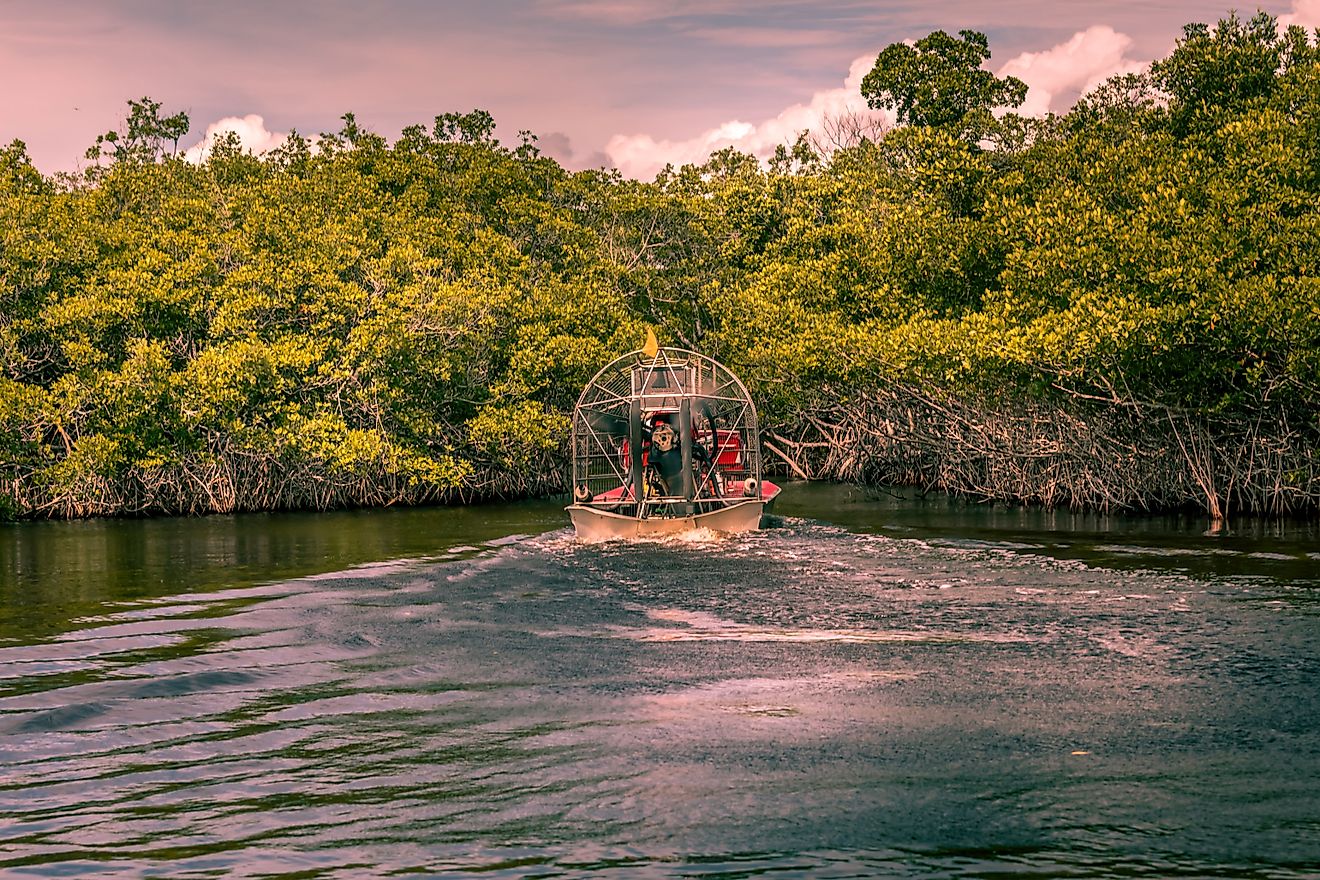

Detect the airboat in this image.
[566,344,781,541]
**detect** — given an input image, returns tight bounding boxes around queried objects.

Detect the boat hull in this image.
[567,499,766,542]
[567,481,780,541]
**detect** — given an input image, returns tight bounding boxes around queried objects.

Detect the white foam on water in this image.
[633,607,1039,645]
[302,557,443,580]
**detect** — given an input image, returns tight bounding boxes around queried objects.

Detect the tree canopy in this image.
[861,29,1027,134]
[2,13,1319,520]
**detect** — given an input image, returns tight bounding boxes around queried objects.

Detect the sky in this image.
[3,0,1319,180]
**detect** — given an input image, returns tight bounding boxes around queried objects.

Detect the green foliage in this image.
[5,13,1320,518]
[861,29,1027,135]
[85,97,190,167]
[1066,73,1163,135]
[1,140,46,195]
[467,399,568,470]
[1150,12,1320,137]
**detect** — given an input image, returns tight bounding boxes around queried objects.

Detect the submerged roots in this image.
[765,387,1320,519]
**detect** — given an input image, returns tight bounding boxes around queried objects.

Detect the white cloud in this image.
[601,25,1158,180]
[998,25,1148,117]
[604,55,890,180]
[183,114,288,163]
[1280,0,1320,28]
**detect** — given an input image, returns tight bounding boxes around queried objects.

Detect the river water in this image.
[1,483,1317,878]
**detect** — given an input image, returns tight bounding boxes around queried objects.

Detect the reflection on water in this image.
[786,482,1320,582]
[1,484,1318,877]
[0,499,567,643]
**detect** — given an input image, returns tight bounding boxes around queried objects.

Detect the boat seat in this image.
[702,429,744,472]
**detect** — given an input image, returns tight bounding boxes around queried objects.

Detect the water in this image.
[2,484,1318,878]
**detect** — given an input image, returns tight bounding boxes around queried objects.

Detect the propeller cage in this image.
[570,347,762,517]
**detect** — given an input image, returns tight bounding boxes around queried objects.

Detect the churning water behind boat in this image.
[1,486,1318,878]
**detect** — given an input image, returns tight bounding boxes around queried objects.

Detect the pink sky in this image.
[3,0,1317,180]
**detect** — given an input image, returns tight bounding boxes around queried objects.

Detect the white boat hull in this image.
[567,496,772,542]
[567,347,776,542]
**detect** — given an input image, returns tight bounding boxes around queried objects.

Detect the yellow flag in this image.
[642,328,659,358]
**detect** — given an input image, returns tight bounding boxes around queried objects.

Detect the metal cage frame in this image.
[570,347,762,519]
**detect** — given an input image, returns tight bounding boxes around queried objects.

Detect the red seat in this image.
[622,430,742,471]
[703,430,743,469]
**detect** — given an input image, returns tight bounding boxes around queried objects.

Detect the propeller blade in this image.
[582,408,631,439]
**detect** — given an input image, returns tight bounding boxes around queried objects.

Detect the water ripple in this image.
[0,514,1317,877]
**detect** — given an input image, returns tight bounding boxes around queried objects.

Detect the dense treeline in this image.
[3,13,1319,521]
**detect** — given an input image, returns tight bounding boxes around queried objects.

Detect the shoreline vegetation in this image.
[3,14,1319,525]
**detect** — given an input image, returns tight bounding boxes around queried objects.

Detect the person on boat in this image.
[645,417,713,498]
